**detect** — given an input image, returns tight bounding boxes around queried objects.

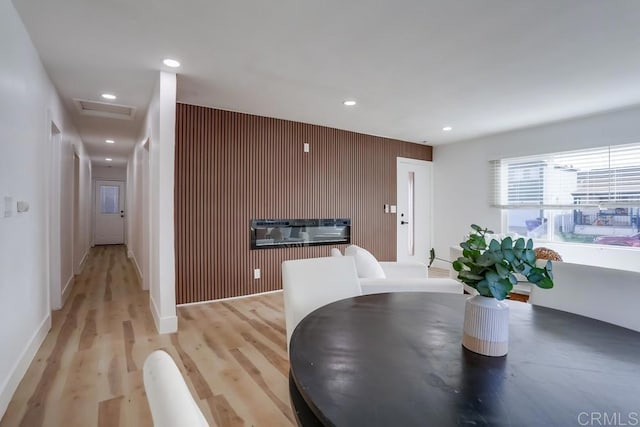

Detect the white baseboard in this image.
[150,295,177,334]
[130,254,145,290]
[177,289,282,307]
[0,314,51,419]
[61,275,74,307]
[75,249,89,275]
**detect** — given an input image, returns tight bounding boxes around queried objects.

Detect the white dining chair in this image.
[282,256,363,351]
[529,262,640,332]
[143,350,210,427]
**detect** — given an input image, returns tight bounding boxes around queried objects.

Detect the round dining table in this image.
[288,292,640,427]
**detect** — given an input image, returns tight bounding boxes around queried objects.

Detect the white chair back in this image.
[529,262,640,332]
[282,256,362,350]
[143,350,209,427]
[330,247,343,257]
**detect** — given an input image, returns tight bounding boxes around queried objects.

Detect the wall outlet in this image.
[303,142,310,153]
[254,268,261,279]
[17,200,29,213]
[390,205,397,213]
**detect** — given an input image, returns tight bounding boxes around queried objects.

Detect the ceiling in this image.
[12,0,640,166]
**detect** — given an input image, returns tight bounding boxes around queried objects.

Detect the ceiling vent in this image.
[73,99,136,120]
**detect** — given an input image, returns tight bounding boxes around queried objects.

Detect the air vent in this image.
[73,99,136,120]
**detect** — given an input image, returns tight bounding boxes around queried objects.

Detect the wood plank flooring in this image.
[0,245,294,427]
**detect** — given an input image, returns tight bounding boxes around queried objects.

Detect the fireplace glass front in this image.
[250,218,351,250]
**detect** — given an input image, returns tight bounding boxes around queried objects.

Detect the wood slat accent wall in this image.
[175,103,433,304]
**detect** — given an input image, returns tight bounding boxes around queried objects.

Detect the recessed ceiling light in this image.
[343,100,357,106]
[101,93,116,100]
[105,158,113,162]
[163,58,181,68]
[442,126,453,131]
[105,139,115,144]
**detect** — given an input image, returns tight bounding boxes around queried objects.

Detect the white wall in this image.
[74,154,92,275]
[92,166,126,181]
[128,72,177,334]
[58,121,92,306]
[433,105,640,271]
[0,0,91,417]
[127,138,149,290]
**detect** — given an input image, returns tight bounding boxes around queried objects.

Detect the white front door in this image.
[396,157,432,264]
[95,180,125,245]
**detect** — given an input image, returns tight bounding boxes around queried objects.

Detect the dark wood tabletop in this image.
[288,292,640,427]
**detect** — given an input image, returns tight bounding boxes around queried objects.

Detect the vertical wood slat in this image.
[174,103,433,304]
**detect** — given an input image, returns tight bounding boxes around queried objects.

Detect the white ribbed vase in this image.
[462,295,509,357]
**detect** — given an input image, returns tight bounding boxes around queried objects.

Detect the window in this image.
[490,143,640,248]
[100,185,120,214]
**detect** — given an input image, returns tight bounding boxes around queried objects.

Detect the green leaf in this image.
[452,260,464,271]
[526,239,534,250]
[503,249,515,262]
[513,247,524,259]
[458,270,483,281]
[469,235,486,250]
[485,270,500,283]
[514,238,525,250]
[476,280,491,297]
[488,239,501,252]
[508,273,517,285]
[546,260,553,272]
[471,224,482,232]
[538,277,554,289]
[527,270,543,283]
[525,249,536,263]
[476,252,495,267]
[488,280,510,300]
[501,236,513,250]
[520,263,532,276]
[499,278,514,294]
[495,263,509,278]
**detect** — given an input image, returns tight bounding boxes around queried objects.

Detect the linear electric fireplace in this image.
[250,218,351,250]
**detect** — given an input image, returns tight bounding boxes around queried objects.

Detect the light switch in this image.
[3,196,13,218]
[303,143,310,153]
[254,268,261,279]
[390,205,397,213]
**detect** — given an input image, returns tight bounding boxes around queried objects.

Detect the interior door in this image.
[95,180,125,245]
[396,157,432,264]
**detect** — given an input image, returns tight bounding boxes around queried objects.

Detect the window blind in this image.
[490,142,640,209]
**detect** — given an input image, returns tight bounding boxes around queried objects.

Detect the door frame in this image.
[93,179,127,245]
[48,120,62,311]
[396,157,433,264]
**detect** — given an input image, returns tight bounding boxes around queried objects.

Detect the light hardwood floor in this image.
[0,245,294,427]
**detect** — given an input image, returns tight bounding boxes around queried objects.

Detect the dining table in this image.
[288,292,640,426]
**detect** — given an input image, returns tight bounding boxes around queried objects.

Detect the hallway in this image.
[1,245,293,426]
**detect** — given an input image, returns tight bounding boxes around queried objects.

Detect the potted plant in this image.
[452,224,554,356]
